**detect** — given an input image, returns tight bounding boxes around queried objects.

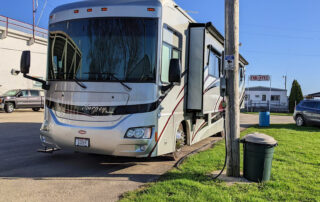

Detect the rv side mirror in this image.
[168,58,181,85]
[19,50,50,90]
[20,50,31,74]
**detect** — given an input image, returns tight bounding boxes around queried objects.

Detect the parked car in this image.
[293,100,320,126]
[0,89,44,113]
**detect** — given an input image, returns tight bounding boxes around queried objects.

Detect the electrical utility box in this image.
[186,23,224,116]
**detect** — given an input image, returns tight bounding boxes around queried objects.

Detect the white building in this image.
[245,86,288,112]
[0,15,47,94]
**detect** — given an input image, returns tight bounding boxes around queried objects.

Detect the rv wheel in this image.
[175,123,186,152]
[168,123,186,161]
[219,130,225,138]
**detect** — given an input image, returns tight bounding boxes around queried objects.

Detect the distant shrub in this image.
[289,80,303,113]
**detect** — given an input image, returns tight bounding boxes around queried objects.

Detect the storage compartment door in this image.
[187,27,205,112]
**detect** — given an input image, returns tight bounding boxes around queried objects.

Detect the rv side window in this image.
[161,44,171,83]
[208,51,220,78]
[239,64,245,87]
[161,26,182,83]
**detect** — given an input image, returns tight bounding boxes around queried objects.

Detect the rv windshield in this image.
[48,18,158,82]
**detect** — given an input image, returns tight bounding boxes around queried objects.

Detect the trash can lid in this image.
[242,133,277,145]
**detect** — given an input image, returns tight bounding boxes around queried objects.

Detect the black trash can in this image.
[241,133,278,182]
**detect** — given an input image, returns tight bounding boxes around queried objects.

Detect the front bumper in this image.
[40,109,157,157]
[0,103,4,109]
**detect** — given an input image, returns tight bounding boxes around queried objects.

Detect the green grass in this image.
[121,124,320,202]
[242,112,293,116]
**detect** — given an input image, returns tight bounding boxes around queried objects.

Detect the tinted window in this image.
[48,18,158,82]
[208,51,220,78]
[262,95,266,101]
[18,90,29,97]
[239,65,244,86]
[161,44,171,83]
[30,90,40,96]
[2,90,19,96]
[302,102,317,108]
[271,95,280,101]
[161,26,182,83]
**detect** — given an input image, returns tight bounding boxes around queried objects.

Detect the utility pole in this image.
[283,75,287,91]
[225,0,240,177]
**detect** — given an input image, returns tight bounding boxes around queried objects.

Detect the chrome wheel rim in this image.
[8,104,13,112]
[176,124,185,152]
[296,117,303,126]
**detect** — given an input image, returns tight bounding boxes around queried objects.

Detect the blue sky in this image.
[1,0,319,95]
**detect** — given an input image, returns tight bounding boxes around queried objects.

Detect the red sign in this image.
[250,75,270,81]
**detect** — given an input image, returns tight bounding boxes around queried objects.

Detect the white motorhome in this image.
[21,0,248,158]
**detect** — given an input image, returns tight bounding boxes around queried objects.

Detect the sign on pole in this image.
[224,55,235,70]
[248,75,272,112]
[250,75,270,81]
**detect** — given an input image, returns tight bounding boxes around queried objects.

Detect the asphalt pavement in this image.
[0,109,220,202]
[240,113,295,130]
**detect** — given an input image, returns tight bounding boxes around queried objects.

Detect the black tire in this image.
[296,115,305,127]
[219,130,225,138]
[4,103,14,113]
[32,108,40,112]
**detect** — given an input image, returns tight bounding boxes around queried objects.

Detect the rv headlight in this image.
[126,129,135,138]
[125,127,153,139]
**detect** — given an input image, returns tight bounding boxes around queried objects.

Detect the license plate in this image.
[75,138,90,147]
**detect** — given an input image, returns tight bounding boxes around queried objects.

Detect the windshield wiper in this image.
[73,76,87,89]
[56,72,87,89]
[83,72,132,91]
[106,73,132,91]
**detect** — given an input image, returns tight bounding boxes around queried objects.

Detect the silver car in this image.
[0,89,44,113]
[293,100,320,126]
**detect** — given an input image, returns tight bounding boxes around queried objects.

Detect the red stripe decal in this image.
[191,121,207,142]
[214,97,221,113]
[204,75,209,83]
[203,80,217,94]
[176,85,186,99]
[148,96,185,157]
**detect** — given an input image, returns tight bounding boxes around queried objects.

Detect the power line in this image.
[241,23,320,33]
[242,50,320,57]
[0,47,46,55]
[240,31,318,40]
[37,0,48,26]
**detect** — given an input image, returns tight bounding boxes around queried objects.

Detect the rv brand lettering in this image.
[81,106,116,115]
